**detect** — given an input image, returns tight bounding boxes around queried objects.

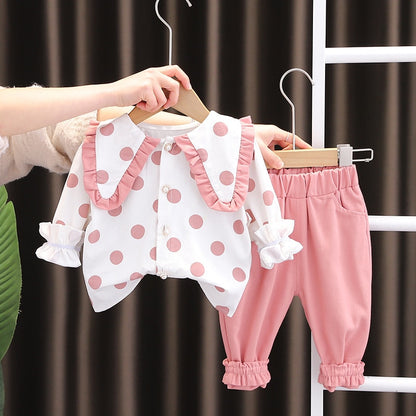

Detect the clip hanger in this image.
[272,68,374,168]
[127,0,209,125]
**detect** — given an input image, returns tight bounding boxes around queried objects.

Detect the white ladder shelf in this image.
[310,1,416,415]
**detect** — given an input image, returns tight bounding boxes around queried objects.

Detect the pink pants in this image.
[219,165,372,392]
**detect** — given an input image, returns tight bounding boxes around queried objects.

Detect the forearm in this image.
[0,84,115,136]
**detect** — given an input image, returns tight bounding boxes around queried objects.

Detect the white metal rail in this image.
[310,1,416,415]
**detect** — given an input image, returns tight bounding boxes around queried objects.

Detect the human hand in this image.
[109,65,192,112]
[254,124,311,169]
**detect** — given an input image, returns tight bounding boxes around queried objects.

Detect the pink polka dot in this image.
[190,262,205,277]
[100,123,114,136]
[216,305,230,315]
[150,247,157,260]
[232,267,246,282]
[219,170,234,186]
[169,143,181,155]
[151,151,162,165]
[78,204,89,218]
[167,189,181,203]
[132,176,144,191]
[153,199,159,213]
[108,206,122,217]
[56,220,65,225]
[197,148,208,162]
[189,214,203,229]
[88,275,102,290]
[248,178,256,192]
[110,250,123,265]
[67,173,79,188]
[211,241,225,256]
[96,170,109,184]
[233,220,245,234]
[130,272,143,281]
[88,230,100,244]
[215,286,225,293]
[167,237,181,252]
[263,190,275,206]
[213,122,228,136]
[131,224,145,239]
[120,147,134,161]
[114,282,127,289]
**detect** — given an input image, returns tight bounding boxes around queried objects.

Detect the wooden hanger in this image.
[128,84,210,125]
[270,68,339,168]
[271,148,339,168]
[107,0,210,125]
[271,68,373,168]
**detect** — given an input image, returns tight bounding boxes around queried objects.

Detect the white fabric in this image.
[36,112,302,316]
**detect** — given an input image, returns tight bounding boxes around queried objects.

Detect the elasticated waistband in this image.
[268,165,360,199]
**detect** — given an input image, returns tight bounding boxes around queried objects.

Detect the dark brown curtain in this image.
[1,0,416,415]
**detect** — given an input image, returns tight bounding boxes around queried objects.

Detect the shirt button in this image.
[161,185,170,193]
[162,225,170,236]
[160,273,168,280]
[164,143,172,152]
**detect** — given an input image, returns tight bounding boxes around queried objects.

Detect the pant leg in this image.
[219,170,304,390]
[297,166,372,392]
[219,243,296,390]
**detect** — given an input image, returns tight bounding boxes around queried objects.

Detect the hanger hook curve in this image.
[279,68,314,150]
[155,0,193,66]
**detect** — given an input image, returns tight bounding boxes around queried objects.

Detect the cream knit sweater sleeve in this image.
[0,111,96,185]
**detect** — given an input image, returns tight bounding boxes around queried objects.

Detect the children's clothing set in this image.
[36,112,371,391]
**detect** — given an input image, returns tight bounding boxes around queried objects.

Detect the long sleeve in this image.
[35,145,90,267]
[0,111,95,185]
[244,141,302,268]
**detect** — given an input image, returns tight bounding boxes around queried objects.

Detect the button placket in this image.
[156,141,176,281]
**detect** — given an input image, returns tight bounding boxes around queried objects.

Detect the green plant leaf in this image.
[0,186,22,361]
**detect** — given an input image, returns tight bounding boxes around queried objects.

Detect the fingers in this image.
[158,65,192,90]
[282,132,312,149]
[255,124,311,150]
[257,138,284,169]
[141,66,190,111]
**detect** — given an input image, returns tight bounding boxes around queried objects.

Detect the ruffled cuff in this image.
[318,362,365,392]
[222,359,271,390]
[254,220,303,269]
[35,222,84,267]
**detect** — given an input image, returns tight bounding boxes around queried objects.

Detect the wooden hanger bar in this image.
[271,148,339,168]
[128,84,210,125]
[269,145,373,169]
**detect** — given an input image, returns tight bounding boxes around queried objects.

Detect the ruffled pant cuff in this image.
[318,362,365,392]
[222,359,271,390]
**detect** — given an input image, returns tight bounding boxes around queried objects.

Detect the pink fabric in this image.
[222,359,270,390]
[319,362,365,392]
[219,165,372,391]
[175,118,255,212]
[82,122,160,210]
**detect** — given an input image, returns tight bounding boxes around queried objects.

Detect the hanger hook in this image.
[155,0,193,66]
[279,68,314,150]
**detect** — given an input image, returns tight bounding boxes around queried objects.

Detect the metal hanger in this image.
[273,68,374,168]
[128,0,210,125]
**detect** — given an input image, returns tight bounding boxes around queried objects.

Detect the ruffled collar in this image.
[82,111,255,212]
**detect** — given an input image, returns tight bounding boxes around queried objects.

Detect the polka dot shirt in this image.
[36,112,302,316]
